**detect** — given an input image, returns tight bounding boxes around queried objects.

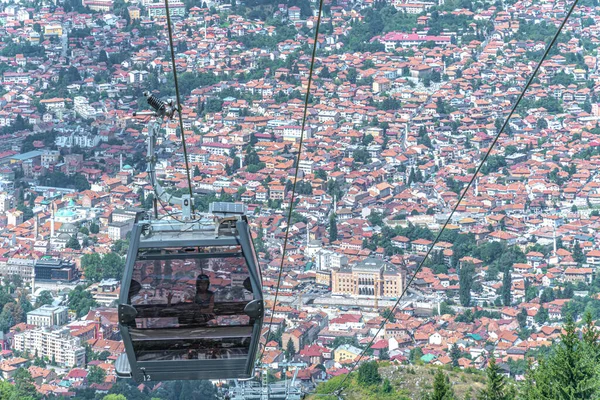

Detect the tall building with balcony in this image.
[331,257,405,298]
[13,327,85,367]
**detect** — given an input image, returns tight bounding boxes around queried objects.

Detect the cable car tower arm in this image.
[134,91,192,220]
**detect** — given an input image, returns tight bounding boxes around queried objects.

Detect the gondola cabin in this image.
[115,203,264,382]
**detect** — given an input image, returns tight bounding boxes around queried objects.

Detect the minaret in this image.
[306,222,310,249]
[553,221,557,256]
[34,214,39,240]
[474,178,479,197]
[333,194,337,214]
[51,203,55,238]
[120,153,123,172]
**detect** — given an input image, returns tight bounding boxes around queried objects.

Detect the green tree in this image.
[426,369,456,400]
[0,381,15,399]
[13,368,40,399]
[534,306,548,325]
[329,213,338,242]
[573,241,585,264]
[478,357,513,400]
[516,308,527,329]
[68,286,97,318]
[89,223,100,234]
[502,267,511,306]
[98,50,108,63]
[81,253,103,282]
[410,346,423,363]
[18,291,32,316]
[103,395,127,400]
[285,339,296,360]
[357,361,381,386]
[450,344,461,367]
[582,311,600,361]
[520,315,599,399]
[459,262,475,307]
[66,236,81,250]
[382,378,393,393]
[100,252,125,281]
[87,365,106,385]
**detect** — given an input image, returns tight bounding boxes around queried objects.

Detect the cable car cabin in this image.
[115,203,264,382]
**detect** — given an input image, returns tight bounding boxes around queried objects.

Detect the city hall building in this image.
[331,257,405,298]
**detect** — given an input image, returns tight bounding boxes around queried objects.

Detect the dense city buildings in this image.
[0,0,599,396]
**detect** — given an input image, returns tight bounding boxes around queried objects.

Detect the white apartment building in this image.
[13,327,85,367]
[27,305,69,327]
[315,249,348,271]
[55,131,102,148]
[73,96,98,120]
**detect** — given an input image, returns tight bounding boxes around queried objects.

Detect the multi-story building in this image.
[73,97,98,119]
[315,249,348,271]
[128,6,140,20]
[0,192,13,213]
[89,279,120,307]
[107,219,134,241]
[82,0,113,11]
[331,257,405,298]
[43,24,62,36]
[41,150,60,169]
[34,259,78,282]
[111,208,143,223]
[0,257,35,284]
[13,327,85,367]
[27,305,69,327]
[147,2,185,17]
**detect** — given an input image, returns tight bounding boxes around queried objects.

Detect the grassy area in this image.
[308,363,486,400]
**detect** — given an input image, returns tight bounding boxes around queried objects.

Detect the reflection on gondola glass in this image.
[129,246,254,329]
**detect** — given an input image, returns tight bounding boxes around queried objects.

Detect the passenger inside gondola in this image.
[194,274,215,311]
[192,274,216,324]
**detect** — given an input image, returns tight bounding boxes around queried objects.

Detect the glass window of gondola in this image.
[126,245,257,362]
[130,245,256,328]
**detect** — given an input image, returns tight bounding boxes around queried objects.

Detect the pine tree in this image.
[502,266,512,306]
[516,308,527,329]
[478,357,513,400]
[459,262,475,307]
[582,311,600,361]
[357,361,381,386]
[329,213,338,242]
[285,339,296,360]
[534,306,548,325]
[427,369,456,400]
[573,241,585,264]
[520,315,600,399]
[450,344,461,367]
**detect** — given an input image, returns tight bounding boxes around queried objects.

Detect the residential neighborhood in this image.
[0,0,600,397]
